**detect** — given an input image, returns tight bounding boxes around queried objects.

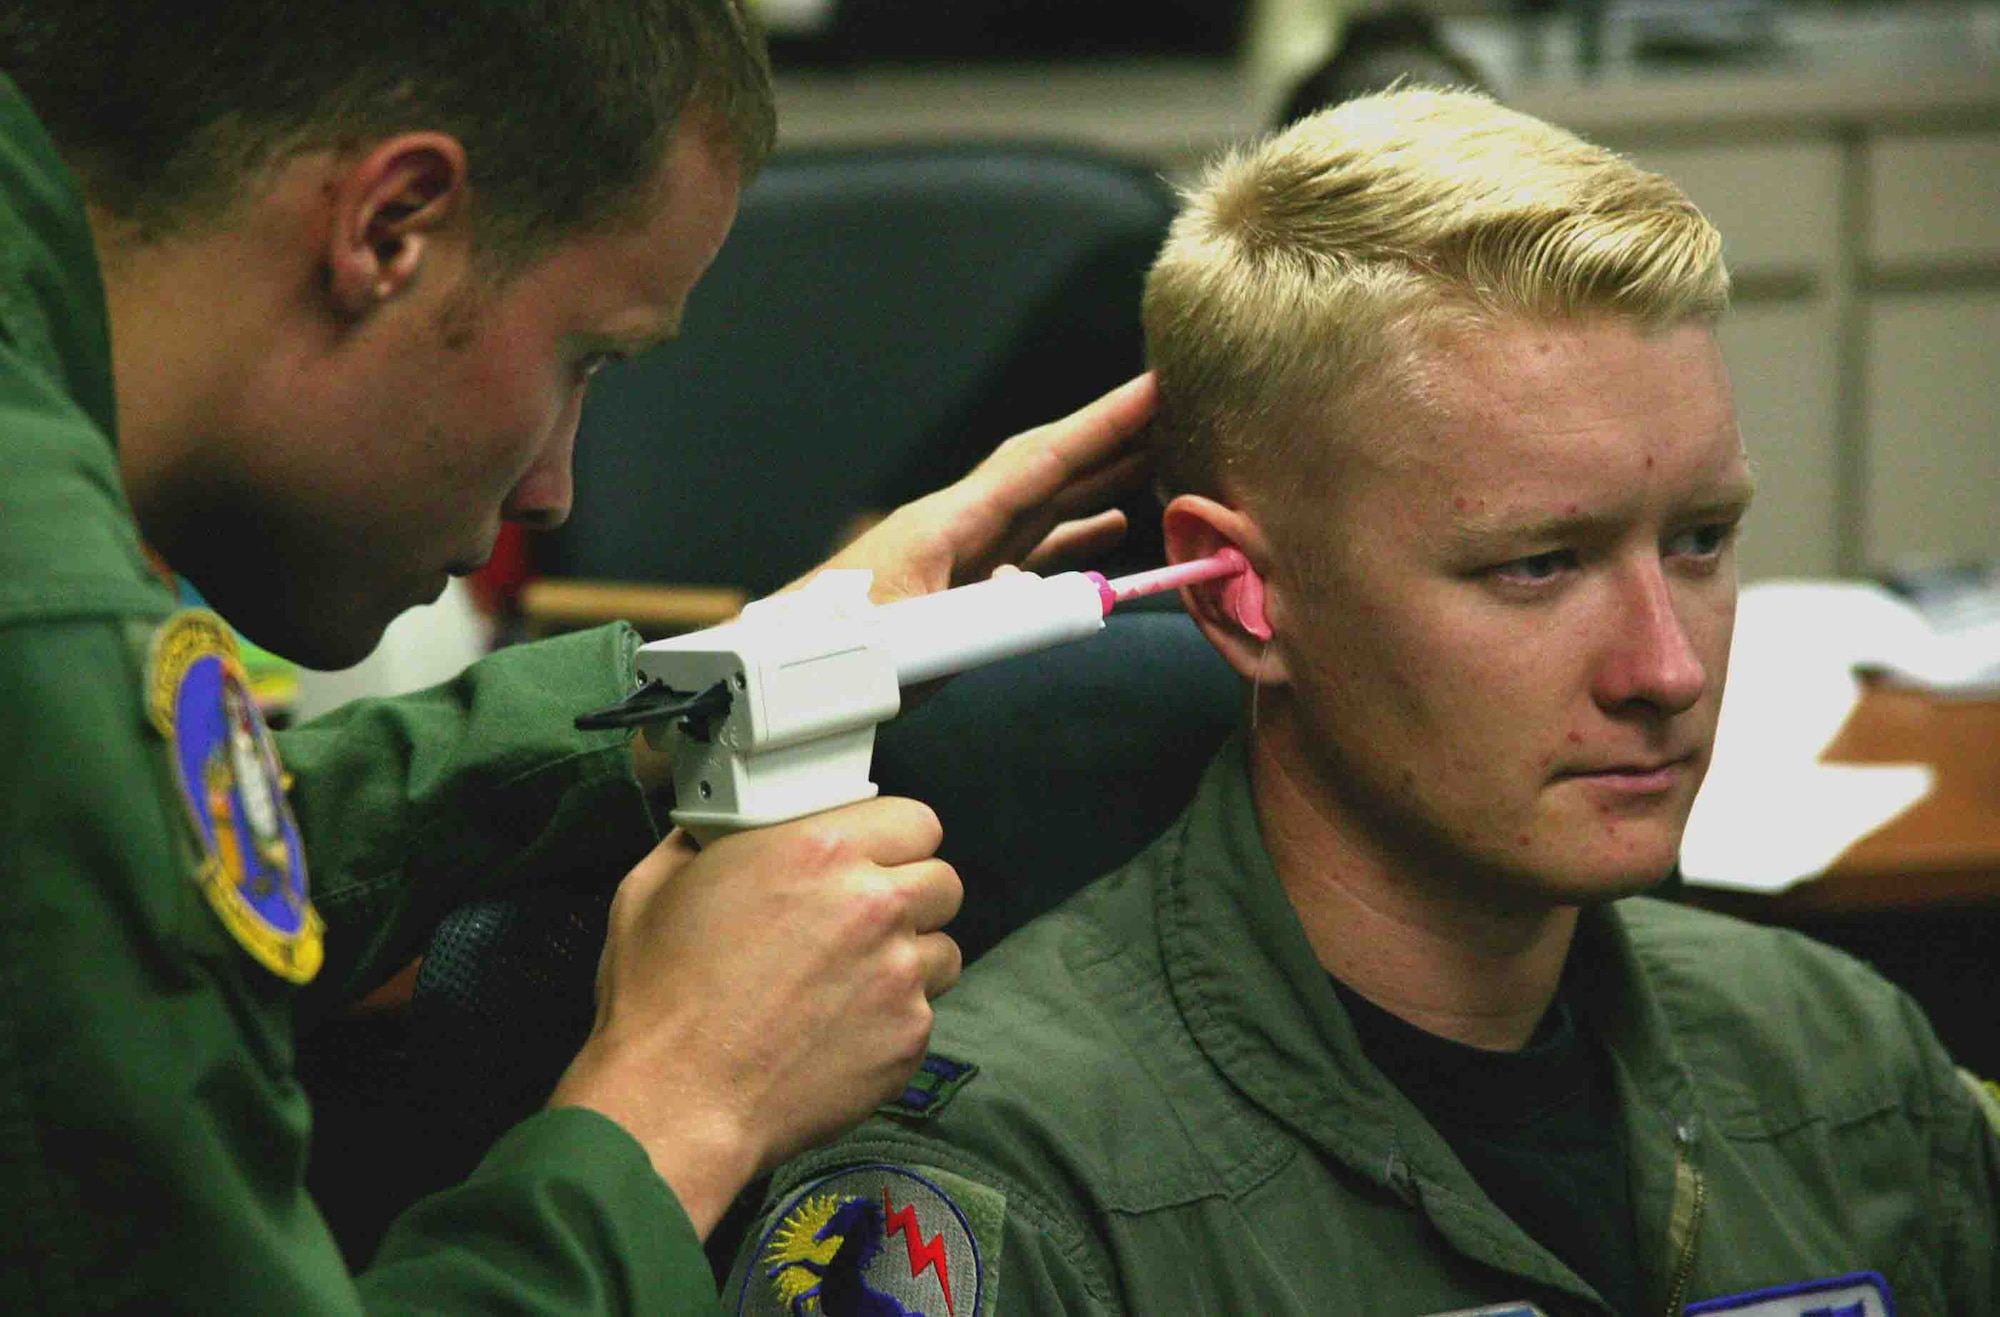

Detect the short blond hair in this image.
[1144,86,1729,512]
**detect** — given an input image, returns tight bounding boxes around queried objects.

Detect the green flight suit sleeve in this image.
[276,623,663,1022]
[0,615,712,1312]
[360,1107,715,1312]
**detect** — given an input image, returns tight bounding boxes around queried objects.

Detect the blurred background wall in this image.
[754,0,2000,587]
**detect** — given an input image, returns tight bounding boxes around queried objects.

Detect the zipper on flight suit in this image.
[1660,1118,1706,1316]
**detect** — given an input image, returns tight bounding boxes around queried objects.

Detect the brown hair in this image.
[1,0,776,268]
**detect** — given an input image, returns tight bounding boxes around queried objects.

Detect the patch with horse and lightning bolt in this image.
[736,1163,1004,1317]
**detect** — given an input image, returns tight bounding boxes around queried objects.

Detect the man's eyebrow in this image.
[1445,476,1759,550]
[1445,505,1603,551]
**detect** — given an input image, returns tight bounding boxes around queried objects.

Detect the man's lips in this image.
[1557,750,1702,790]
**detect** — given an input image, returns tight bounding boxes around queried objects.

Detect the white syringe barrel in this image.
[871,570,1109,685]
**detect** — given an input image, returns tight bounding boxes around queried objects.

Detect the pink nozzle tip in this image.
[1085,571,1116,616]
[1102,547,1247,611]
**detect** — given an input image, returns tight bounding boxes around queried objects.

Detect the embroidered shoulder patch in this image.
[1685,1271,1893,1316]
[880,1054,979,1121]
[737,1163,1005,1317]
[147,610,323,983]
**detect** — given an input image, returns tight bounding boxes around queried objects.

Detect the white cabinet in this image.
[1857,128,2000,570]
[1867,130,2000,268]
[1720,301,1843,579]
[1864,289,2000,567]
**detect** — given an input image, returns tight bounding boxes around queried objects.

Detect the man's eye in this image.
[1667,523,1736,559]
[1491,549,1577,584]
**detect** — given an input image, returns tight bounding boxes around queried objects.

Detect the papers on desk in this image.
[1864,564,2000,697]
[1681,580,1941,894]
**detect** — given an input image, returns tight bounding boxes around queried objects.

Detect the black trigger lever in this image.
[574,678,734,733]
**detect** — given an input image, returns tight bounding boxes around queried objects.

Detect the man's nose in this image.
[1593,559,1707,717]
[503,402,581,531]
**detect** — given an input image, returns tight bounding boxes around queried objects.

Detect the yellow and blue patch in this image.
[738,1163,1003,1317]
[147,610,322,983]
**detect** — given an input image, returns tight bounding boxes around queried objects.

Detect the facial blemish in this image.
[1566,730,1583,744]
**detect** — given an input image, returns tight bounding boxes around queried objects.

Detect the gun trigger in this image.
[574,678,734,733]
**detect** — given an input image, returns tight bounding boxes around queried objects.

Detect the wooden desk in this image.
[1691,679,2000,915]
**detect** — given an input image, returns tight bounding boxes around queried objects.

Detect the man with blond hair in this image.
[725,88,1999,1316]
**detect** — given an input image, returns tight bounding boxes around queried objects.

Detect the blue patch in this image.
[147,611,322,983]
[1685,1271,1894,1317]
[880,1054,979,1121]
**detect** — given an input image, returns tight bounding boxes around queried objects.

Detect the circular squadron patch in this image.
[147,610,323,983]
[742,1164,987,1317]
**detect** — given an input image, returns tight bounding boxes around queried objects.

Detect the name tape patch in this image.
[1686,1271,1894,1317]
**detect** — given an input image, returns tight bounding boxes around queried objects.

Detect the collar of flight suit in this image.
[0,75,173,631]
[0,73,120,444]
[1157,733,1707,1305]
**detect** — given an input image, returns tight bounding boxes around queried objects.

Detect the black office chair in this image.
[520,141,1179,635]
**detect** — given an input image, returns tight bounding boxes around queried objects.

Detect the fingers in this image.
[701,794,943,871]
[981,453,1148,572]
[1019,508,1130,575]
[916,930,963,999]
[891,856,964,935]
[790,373,1158,606]
[1036,447,1154,523]
[961,376,1156,534]
[991,373,1158,497]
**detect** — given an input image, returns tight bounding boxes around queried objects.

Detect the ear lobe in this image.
[325,133,469,316]
[1162,494,1289,685]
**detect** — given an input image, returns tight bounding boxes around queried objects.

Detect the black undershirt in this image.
[1330,976,1641,1316]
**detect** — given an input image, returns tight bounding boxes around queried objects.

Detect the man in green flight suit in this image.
[727,89,2000,1316]
[0,1,1155,1310]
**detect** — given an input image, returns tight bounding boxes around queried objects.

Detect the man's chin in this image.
[246,616,388,672]
[225,591,415,671]
[1545,854,1683,907]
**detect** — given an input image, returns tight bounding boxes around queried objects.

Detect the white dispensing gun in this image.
[575,550,1246,844]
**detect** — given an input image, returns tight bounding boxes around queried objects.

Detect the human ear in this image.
[1162,494,1292,686]
[323,133,469,316]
